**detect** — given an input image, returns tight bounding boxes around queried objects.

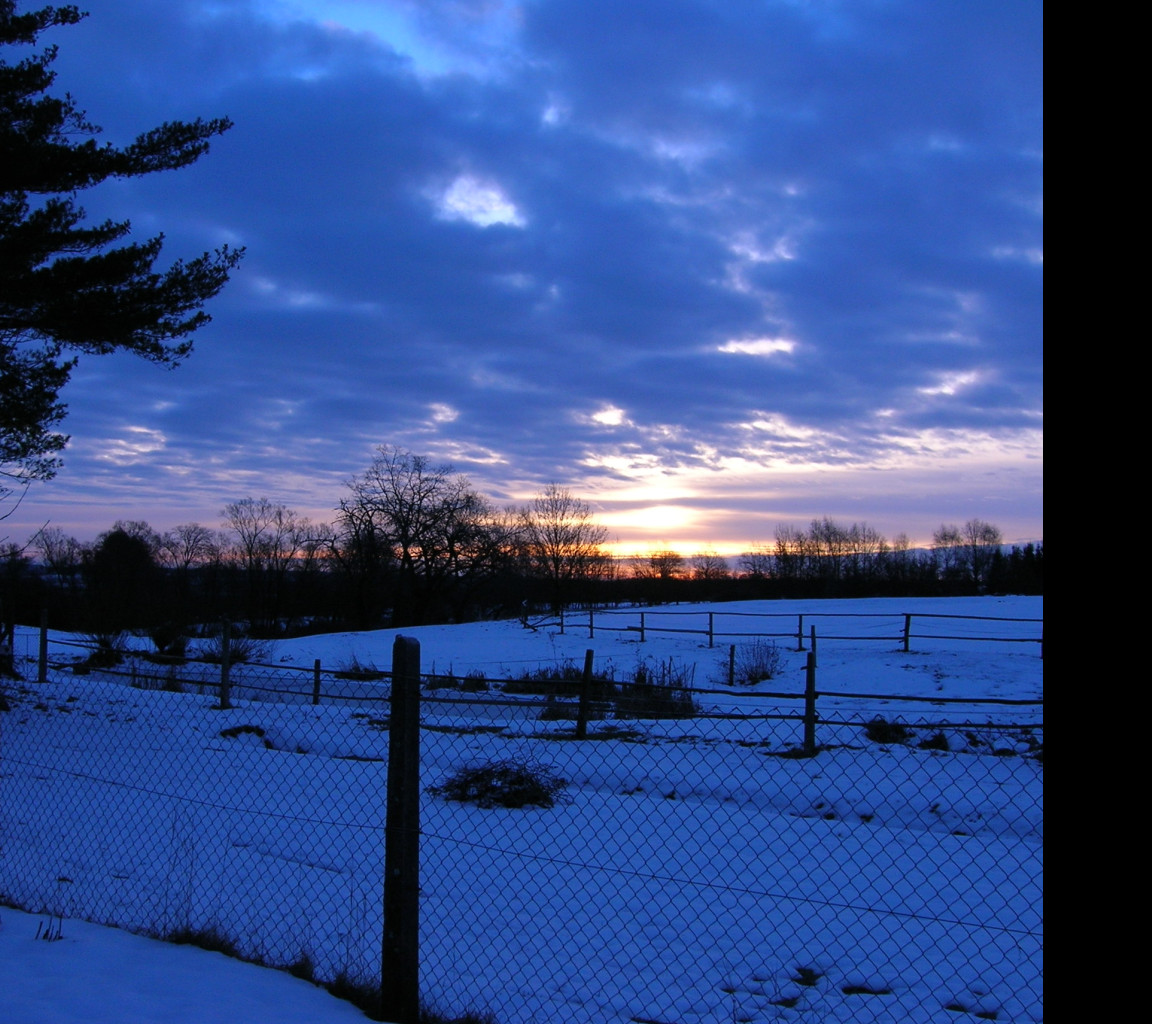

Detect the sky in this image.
[3,0,1043,555]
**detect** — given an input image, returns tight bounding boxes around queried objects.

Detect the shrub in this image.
[918,731,951,751]
[503,661,617,699]
[81,631,128,668]
[164,924,241,958]
[428,758,568,809]
[147,623,189,660]
[334,655,386,681]
[460,670,489,692]
[196,630,271,665]
[427,668,489,692]
[720,639,784,686]
[863,717,914,744]
[614,657,699,720]
[502,660,584,696]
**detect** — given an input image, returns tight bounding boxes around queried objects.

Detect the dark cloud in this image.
[6,0,1043,549]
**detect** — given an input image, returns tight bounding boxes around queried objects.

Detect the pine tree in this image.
[1,2,243,499]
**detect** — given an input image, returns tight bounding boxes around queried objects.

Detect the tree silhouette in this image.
[1,2,243,502]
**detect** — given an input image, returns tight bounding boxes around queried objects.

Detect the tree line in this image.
[1,446,1042,642]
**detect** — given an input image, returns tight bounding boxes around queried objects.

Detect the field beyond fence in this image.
[1,600,1042,1023]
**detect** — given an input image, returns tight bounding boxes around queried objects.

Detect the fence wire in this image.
[1,643,1042,1024]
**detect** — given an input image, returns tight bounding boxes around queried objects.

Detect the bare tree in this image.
[631,548,685,580]
[961,518,1003,591]
[689,549,731,581]
[739,543,774,580]
[157,522,221,572]
[221,497,306,627]
[932,524,966,586]
[35,524,84,577]
[341,446,501,624]
[518,484,609,611]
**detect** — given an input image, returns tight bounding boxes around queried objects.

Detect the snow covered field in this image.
[1,595,1042,1023]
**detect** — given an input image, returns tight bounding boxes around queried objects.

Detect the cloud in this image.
[8,0,1042,551]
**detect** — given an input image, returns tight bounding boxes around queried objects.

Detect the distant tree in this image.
[632,548,685,581]
[960,518,1003,591]
[932,519,1001,591]
[221,498,307,627]
[739,543,773,580]
[0,539,37,669]
[932,523,966,588]
[518,484,609,612]
[340,446,502,625]
[85,526,158,629]
[0,2,243,505]
[34,521,81,572]
[688,549,731,581]
[629,547,685,604]
[329,496,394,629]
[843,522,885,585]
[156,522,220,572]
[101,519,160,557]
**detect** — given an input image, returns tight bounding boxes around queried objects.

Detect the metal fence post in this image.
[38,609,48,683]
[382,635,421,1024]
[640,612,646,643]
[312,659,322,705]
[575,648,595,739]
[728,644,736,687]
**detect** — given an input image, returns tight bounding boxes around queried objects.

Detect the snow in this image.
[0,906,372,1024]
[1,595,1042,1023]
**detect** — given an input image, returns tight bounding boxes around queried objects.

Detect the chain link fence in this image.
[1,634,1042,1023]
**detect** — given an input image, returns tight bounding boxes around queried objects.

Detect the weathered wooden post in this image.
[728,644,736,687]
[219,622,232,710]
[803,650,818,756]
[382,635,421,1024]
[38,609,49,683]
[640,612,646,643]
[575,648,595,739]
[312,659,322,705]
[796,614,805,651]
[589,608,595,640]
[903,614,912,653]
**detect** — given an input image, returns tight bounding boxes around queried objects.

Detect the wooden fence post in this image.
[589,609,595,640]
[575,648,595,739]
[708,612,714,648]
[728,644,736,687]
[382,635,421,1024]
[312,659,322,705]
[219,622,231,710]
[796,614,805,651]
[38,610,48,683]
[803,650,818,756]
[903,614,912,653]
[640,612,646,643]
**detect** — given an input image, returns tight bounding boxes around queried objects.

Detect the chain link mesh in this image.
[1,636,1042,1023]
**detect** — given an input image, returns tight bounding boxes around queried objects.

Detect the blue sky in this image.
[4,0,1043,553]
